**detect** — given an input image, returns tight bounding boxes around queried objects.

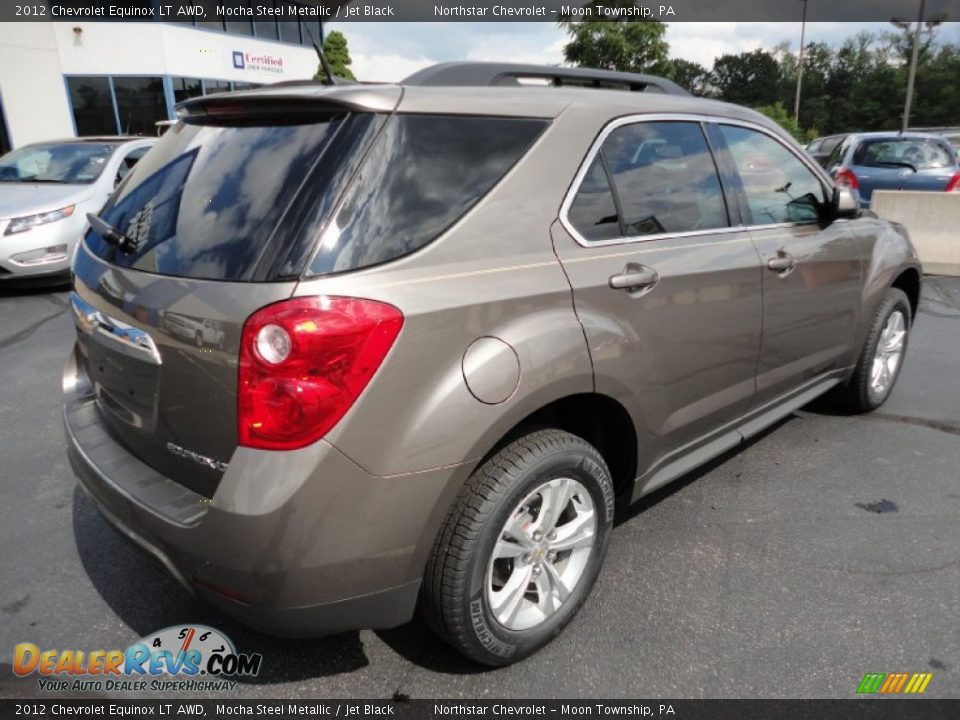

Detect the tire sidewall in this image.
[461,446,614,665]
[863,293,912,408]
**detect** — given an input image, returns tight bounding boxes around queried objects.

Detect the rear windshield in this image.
[84,115,372,281]
[853,138,955,170]
[307,114,548,276]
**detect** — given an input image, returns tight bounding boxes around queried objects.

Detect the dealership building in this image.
[0,14,324,153]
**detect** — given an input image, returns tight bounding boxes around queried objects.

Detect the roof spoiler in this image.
[175,86,401,118]
[402,62,689,96]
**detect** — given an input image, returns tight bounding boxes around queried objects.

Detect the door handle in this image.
[609,266,659,291]
[767,253,796,274]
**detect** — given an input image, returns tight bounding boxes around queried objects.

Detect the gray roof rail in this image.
[402,62,689,96]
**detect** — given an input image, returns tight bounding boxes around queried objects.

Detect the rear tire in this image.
[833,287,911,413]
[420,429,614,666]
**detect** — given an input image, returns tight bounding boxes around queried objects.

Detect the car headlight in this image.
[3,205,75,235]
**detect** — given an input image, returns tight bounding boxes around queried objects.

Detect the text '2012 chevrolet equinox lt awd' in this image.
[64,63,921,665]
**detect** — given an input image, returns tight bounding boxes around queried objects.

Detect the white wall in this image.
[0,23,74,148]
[0,22,320,150]
[52,22,319,84]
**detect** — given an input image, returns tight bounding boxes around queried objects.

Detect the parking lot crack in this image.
[0,307,68,352]
[857,412,960,437]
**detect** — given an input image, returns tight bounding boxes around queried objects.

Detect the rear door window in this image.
[85,116,360,281]
[599,121,729,238]
[307,114,547,276]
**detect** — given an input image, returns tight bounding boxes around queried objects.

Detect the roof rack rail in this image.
[402,62,689,96]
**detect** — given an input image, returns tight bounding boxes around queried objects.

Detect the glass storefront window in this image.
[113,76,167,136]
[66,77,117,136]
[172,77,203,105]
[278,21,301,44]
[254,19,278,40]
[0,97,10,155]
[203,79,231,95]
[225,1,253,35]
[300,21,322,45]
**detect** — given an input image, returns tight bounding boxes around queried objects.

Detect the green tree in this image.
[753,101,812,143]
[668,58,711,95]
[711,49,782,107]
[560,3,670,75]
[314,30,355,82]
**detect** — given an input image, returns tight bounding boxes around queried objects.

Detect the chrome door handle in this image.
[609,266,659,291]
[767,254,796,273]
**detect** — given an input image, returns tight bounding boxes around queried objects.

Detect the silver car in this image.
[0,137,154,283]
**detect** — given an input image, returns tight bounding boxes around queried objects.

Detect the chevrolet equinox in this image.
[64,62,921,665]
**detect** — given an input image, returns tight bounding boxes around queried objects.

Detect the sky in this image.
[330,21,960,82]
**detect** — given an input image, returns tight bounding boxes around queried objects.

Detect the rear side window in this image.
[308,115,547,276]
[85,115,364,281]
[568,121,728,241]
[566,157,621,242]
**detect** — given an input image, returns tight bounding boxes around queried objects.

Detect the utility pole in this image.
[793,0,808,123]
[891,0,947,132]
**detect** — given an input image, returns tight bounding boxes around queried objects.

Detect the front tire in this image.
[421,429,614,666]
[834,287,912,413]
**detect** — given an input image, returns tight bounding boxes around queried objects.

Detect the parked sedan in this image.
[0,137,155,283]
[805,133,848,168]
[824,132,960,207]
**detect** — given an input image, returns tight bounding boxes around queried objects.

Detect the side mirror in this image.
[832,187,859,219]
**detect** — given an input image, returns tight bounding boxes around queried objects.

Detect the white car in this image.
[0,137,155,284]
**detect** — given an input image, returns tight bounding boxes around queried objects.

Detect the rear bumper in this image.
[63,346,459,636]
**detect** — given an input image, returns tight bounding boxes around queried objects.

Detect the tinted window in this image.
[255,20,278,40]
[0,142,119,184]
[309,115,546,276]
[204,79,231,95]
[279,21,301,44]
[173,77,203,105]
[601,121,728,237]
[853,137,955,170]
[113,77,167,136]
[225,2,253,35]
[720,125,825,225]
[115,146,149,185]
[67,77,116,136]
[85,117,350,281]
[567,156,621,242]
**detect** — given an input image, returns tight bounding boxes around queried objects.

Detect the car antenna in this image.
[303,26,337,86]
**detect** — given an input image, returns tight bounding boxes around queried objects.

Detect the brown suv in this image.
[64,63,921,665]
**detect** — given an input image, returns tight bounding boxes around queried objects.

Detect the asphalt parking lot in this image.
[1,277,958,700]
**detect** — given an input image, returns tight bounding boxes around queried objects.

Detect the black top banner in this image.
[9,0,960,23]
[2,699,960,719]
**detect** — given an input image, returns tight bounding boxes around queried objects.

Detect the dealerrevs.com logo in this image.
[13,625,262,693]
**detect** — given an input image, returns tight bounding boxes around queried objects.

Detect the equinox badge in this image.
[166,442,229,472]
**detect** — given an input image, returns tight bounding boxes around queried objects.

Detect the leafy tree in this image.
[753,101,813,143]
[668,58,711,95]
[711,49,782,107]
[314,30,355,82]
[561,3,670,76]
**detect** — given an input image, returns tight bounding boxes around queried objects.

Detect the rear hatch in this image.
[851,136,957,204]
[71,94,388,497]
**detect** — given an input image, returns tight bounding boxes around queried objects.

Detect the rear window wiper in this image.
[870,161,918,172]
[87,213,139,254]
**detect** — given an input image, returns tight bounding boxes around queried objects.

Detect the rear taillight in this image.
[835,168,859,190]
[238,296,403,451]
[946,172,960,192]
